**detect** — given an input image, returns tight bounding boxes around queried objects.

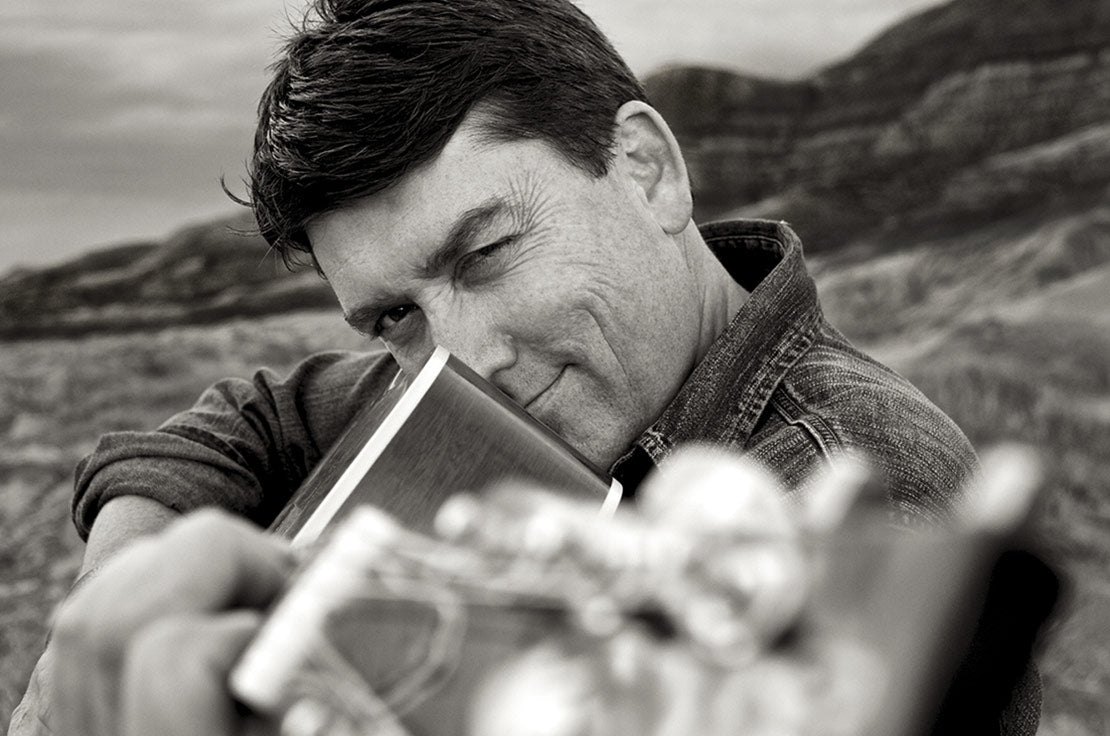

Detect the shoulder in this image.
[182,347,397,429]
[167,347,401,476]
[252,346,401,446]
[259,347,400,409]
[751,322,978,525]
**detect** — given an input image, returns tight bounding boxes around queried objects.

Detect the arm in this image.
[71,348,398,540]
[7,349,396,736]
[79,496,181,576]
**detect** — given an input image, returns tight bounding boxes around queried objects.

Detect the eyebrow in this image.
[420,198,513,278]
[342,197,516,334]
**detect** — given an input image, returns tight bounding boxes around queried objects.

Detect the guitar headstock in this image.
[232,446,1046,736]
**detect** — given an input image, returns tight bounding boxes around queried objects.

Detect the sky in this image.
[0,0,942,275]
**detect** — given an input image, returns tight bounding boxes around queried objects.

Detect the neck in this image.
[678,223,749,363]
[699,269,747,360]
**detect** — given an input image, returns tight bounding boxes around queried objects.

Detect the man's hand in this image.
[48,510,295,736]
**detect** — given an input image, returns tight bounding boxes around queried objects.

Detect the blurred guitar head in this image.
[232,445,1050,736]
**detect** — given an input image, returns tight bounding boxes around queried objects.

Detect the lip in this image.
[523,367,566,413]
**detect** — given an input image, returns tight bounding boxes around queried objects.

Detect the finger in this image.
[50,509,294,736]
[639,446,792,537]
[960,444,1042,535]
[120,610,277,736]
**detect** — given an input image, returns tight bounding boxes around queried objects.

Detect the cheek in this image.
[385,343,433,377]
[575,262,680,351]
[494,265,603,347]
[511,299,591,359]
[509,254,672,373]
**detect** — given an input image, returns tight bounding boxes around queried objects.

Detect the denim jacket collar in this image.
[621,219,824,471]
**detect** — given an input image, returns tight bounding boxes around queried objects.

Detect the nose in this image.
[425,305,519,398]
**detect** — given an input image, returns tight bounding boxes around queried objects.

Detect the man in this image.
[72,0,973,565]
[12,0,1042,734]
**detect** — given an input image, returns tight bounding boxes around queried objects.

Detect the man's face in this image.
[307,111,707,467]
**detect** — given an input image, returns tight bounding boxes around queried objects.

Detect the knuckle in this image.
[49,603,86,652]
[126,615,240,689]
[51,597,121,671]
[131,615,194,654]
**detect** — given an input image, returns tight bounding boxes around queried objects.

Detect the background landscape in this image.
[2,0,1108,733]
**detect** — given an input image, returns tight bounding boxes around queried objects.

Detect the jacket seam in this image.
[770,385,843,458]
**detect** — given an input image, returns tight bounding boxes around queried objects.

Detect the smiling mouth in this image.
[524,367,566,412]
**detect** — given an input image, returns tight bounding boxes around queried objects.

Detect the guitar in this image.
[232,444,1050,736]
[268,345,622,545]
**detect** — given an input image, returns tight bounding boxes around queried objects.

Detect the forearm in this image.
[78,495,181,577]
[71,349,395,539]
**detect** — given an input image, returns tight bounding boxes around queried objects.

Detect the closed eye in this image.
[457,236,516,282]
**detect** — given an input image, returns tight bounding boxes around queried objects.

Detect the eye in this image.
[375,304,418,335]
[457,236,516,282]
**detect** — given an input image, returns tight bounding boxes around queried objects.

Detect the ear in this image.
[612,100,693,235]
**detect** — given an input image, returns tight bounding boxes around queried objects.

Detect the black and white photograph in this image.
[2,1,1108,734]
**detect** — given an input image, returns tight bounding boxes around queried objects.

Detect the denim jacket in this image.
[612,219,979,527]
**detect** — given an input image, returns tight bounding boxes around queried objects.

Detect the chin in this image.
[548,423,599,466]
[573,431,625,472]
[544,409,631,471]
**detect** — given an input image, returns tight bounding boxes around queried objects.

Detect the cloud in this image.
[580,0,942,77]
[0,0,276,132]
[0,0,274,200]
[76,103,247,138]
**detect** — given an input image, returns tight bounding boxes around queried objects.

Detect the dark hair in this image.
[247,0,647,269]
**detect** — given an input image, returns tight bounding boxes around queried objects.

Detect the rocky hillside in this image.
[0,211,335,339]
[647,0,1110,250]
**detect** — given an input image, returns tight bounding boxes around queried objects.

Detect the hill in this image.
[0,211,335,339]
[646,0,1110,250]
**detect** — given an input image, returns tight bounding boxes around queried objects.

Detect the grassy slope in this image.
[0,312,367,726]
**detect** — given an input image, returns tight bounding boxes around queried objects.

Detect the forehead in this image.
[307,115,589,276]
